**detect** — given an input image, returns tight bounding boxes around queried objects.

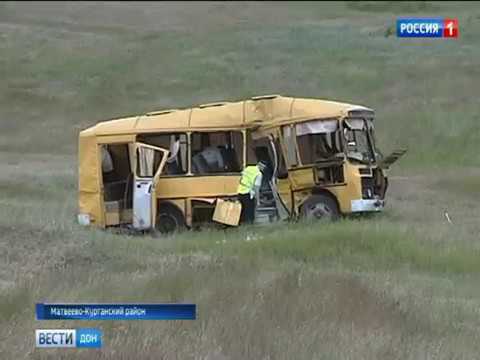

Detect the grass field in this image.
[1,2,480,359]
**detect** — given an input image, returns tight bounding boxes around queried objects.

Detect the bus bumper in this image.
[351,199,384,212]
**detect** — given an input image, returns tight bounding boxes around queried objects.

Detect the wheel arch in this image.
[307,188,339,208]
[299,188,341,216]
[155,199,187,232]
[156,199,185,217]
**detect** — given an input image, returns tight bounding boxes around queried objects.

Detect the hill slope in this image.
[1,1,479,167]
[1,2,480,359]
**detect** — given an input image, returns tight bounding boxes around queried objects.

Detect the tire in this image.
[300,194,340,222]
[155,203,186,234]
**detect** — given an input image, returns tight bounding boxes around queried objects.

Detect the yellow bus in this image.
[77,94,405,233]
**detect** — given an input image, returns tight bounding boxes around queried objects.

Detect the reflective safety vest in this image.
[237,166,261,195]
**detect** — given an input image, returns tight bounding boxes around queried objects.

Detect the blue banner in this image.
[35,328,102,348]
[36,303,196,320]
[76,328,102,348]
[397,18,443,38]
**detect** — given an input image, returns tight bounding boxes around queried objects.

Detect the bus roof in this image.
[80,95,373,137]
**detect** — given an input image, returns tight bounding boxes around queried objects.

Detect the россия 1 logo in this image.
[397,18,459,38]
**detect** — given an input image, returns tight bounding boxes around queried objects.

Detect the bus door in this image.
[132,142,169,230]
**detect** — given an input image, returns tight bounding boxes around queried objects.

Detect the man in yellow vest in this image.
[237,161,268,224]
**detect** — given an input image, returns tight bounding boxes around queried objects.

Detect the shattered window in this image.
[191,131,243,174]
[137,133,187,175]
[344,118,376,164]
[296,119,342,165]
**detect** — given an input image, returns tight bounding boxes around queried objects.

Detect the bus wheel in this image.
[155,204,186,234]
[300,194,339,222]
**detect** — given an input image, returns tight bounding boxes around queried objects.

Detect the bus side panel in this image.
[155,176,241,199]
[78,134,105,227]
[327,163,363,214]
[276,178,293,213]
[286,165,363,214]
[288,168,315,189]
[79,192,104,227]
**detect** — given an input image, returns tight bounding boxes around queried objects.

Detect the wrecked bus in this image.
[77,94,405,233]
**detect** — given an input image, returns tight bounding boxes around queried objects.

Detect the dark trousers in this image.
[239,193,255,224]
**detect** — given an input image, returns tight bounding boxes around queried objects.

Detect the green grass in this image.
[2,214,480,359]
[83,218,480,277]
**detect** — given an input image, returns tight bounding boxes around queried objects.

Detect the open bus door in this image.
[377,148,408,170]
[268,134,291,221]
[131,142,169,230]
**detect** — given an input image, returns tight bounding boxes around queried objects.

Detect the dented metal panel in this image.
[81,95,373,136]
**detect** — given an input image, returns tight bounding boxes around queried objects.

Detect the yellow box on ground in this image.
[213,199,242,226]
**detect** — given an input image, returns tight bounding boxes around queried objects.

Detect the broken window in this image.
[247,132,287,180]
[343,118,376,164]
[296,119,342,165]
[191,131,243,174]
[136,133,187,176]
[247,133,274,182]
[247,131,272,164]
[101,143,133,214]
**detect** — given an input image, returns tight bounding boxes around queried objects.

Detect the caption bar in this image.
[397,18,459,38]
[36,303,196,320]
[36,328,102,348]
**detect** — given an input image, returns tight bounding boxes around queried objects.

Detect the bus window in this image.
[191,131,243,174]
[137,133,188,176]
[247,134,274,182]
[296,119,342,165]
